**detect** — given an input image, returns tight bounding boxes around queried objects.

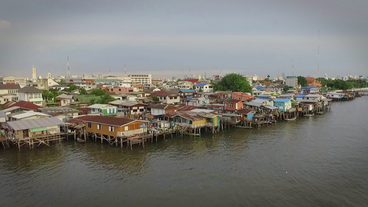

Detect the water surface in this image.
[1,97,368,207]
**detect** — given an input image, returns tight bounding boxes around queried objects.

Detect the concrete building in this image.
[0,76,27,88]
[128,74,152,85]
[0,84,20,104]
[18,86,43,106]
[32,65,37,81]
[285,76,298,89]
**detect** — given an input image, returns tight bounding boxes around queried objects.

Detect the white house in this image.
[195,83,213,93]
[154,91,180,104]
[18,86,43,106]
[56,94,74,106]
[177,81,193,90]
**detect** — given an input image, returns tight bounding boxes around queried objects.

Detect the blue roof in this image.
[256,86,266,90]
[196,83,207,87]
[274,98,291,103]
[257,96,271,99]
[295,94,306,98]
[180,90,196,93]
[302,86,318,90]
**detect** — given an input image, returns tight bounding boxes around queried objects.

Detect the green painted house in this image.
[88,104,118,116]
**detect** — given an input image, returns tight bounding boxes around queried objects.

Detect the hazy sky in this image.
[1,0,367,79]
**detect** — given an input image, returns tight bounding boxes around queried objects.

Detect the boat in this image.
[304,113,314,117]
[285,116,297,121]
[77,138,86,143]
[235,125,253,129]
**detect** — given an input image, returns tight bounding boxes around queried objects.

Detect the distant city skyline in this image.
[1,0,368,78]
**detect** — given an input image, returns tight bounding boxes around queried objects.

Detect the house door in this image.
[23,130,29,138]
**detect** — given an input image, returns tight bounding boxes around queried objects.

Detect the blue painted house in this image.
[274,99,292,112]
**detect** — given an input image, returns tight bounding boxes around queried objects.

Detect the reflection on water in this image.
[1,97,368,207]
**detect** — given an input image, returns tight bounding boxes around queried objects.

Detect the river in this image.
[1,97,368,207]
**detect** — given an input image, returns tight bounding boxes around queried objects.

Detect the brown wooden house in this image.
[71,116,149,137]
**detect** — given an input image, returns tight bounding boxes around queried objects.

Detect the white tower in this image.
[48,73,52,79]
[32,65,37,80]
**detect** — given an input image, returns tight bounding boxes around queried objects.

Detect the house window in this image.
[109,126,114,132]
[124,126,129,131]
[230,104,233,107]
[88,122,91,128]
[97,124,102,130]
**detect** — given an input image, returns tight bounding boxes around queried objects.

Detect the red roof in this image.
[176,105,197,111]
[184,79,199,83]
[237,109,253,114]
[150,91,177,97]
[9,101,43,110]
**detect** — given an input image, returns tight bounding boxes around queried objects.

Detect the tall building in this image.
[128,74,152,85]
[32,65,37,80]
[285,76,298,89]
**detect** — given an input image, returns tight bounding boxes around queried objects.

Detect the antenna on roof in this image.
[318,29,320,78]
[67,56,71,79]
[292,57,294,75]
[124,64,127,76]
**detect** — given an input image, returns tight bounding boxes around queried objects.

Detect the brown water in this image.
[1,97,368,207]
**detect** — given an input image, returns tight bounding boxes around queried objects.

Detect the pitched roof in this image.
[150,91,177,97]
[39,107,79,115]
[68,116,147,126]
[7,117,65,131]
[88,104,114,109]
[109,100,142,107]
[175,105,198,111]
[149,104,168,109]
[0,84,21,90]
[10,101,43,110]
[195,83,208,87]
[56,94,73,99]
[18,86,42,93]
[9,111,50,119]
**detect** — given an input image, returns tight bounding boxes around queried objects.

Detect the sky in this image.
[0,0,367,79]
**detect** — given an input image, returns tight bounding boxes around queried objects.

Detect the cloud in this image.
[0,20,11,30]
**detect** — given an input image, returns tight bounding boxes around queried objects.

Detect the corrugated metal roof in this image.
[88,104,114,109]
[10,111,50,119]
[2,106,21,113]
[7,117,65,131]
[179,89,196,92]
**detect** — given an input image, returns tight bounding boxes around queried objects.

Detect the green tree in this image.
[151,96,159,102]
[99,94,116,104]
[68,84,79,91]
[79,87,87,95]
[213,73,252,93]
[283,85,293,92]
[297,76,308,87]
[42,88,62,102]
[91,89,107,96]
